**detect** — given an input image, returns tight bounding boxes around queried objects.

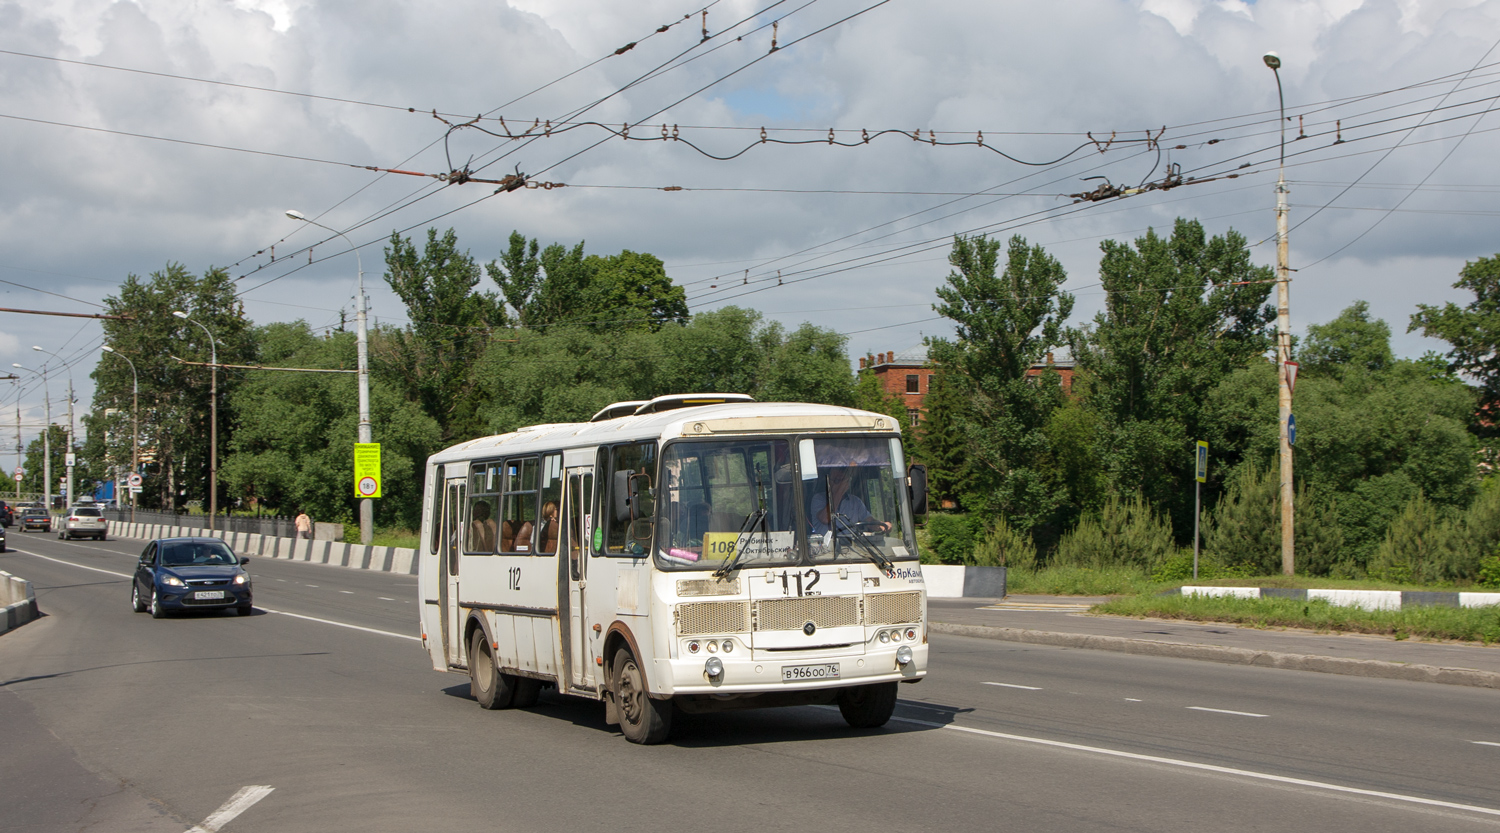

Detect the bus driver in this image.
[809,465,891,536]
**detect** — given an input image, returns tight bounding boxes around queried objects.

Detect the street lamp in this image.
[102,345,139,521]
[32,347,75,507]
[286,209,374,545]
[173,310,220,531]
[12,363,51,511]
[1265,51,1295,576]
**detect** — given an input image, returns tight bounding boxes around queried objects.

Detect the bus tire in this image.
[837,681,898,729]
[614,648,672,744]
[470,631,516,710]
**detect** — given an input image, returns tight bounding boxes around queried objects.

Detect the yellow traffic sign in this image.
[354,443,382,498]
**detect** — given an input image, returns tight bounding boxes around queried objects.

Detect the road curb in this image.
[929,621,1500,690]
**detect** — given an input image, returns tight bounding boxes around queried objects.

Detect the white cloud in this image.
[1,0,1498,445]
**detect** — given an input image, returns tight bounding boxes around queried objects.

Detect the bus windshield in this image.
[655,435,917,571]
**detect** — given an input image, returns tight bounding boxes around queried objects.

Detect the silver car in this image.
[60,506,107,540]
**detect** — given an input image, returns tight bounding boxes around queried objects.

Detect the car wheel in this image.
[614,647,672,744]
[236,604,253,616]
[99,534,107,542]
[469,630,516,710]
[131,583,146,613]
[836,681,899,729]
[149,588,166,619]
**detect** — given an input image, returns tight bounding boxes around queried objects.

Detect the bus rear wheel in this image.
[837,681,898,729]
[470,631,517,710]
[613,648,672,744]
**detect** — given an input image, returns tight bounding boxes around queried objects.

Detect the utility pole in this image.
[286,210,374,545]
[14,363,52,510]
[173,312,219,531]
[1266,51,1296,576]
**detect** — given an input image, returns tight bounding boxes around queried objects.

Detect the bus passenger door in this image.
[562,468,596,690]
[439,476,466,668]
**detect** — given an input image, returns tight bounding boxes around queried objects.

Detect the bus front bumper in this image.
[654,643,927,696]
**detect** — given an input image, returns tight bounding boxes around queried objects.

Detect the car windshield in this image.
[161,541,238,567]
[72,508,101,517]
[654,435,917,572]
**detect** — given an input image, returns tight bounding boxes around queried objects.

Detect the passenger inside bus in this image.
[468,499,497,553]
[538,500,559,554]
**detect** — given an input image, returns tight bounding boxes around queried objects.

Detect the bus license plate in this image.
[195,590,225,600]
[782,663,840,682]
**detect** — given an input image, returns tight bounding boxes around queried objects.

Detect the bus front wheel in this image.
[470,631,517,710]
[613,648,672,744]
[837,681,898,729]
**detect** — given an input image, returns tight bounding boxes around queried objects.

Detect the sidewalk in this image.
[928,596,1500,689]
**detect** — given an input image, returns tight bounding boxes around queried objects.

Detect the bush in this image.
[971,515,1037,570]
[1052,492,1174,571]
[1368,494,1459,583]
[1203,464,1343,575]
[923,512,978,565]
[1480,553,1500,588]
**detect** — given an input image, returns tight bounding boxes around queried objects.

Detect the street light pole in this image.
[102,346,139,522]
[33,347,75,507]
[173,311,219,531]
[1265,51,1296,576]
[13,363,50,511]
[286,209,373,545]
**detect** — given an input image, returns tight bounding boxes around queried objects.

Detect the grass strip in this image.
[1095,594,1500,645]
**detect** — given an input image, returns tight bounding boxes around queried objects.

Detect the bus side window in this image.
[538,454,562,554]
[605,441,656,556]
[428,464,444,555]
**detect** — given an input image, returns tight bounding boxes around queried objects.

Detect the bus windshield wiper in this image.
[714,507,767,579]
[832,512,893,572]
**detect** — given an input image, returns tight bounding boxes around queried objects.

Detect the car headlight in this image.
[233,573,248,585]
[161,575,186,587]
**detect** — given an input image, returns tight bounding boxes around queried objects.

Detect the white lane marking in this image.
[339,590,354,594]
[1125,698,1142,702]
[258,607,420,641]
[891,716,1500,818]
[276,578,286,582]
[188,784,274,833]
[305,584,319,588]
[15,549,417,642]
[1187,706,1268,718]
[13,549,131,578]
[378,597,395,601]
[983,682,1042,690]
[1474,741,1500,747]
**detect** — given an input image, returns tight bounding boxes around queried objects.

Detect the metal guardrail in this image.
[100,508,300,539]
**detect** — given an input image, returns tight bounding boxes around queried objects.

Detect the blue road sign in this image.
[1288,413,1296,446]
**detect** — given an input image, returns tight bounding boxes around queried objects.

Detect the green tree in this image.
[926,234,1074,530]
[94,263,254,511]
[21,425,69,499]
[221,322,441,529]
[1301,301,1393,377]
[487,235,687,332]
[381,228,507,442]
[1410,253,1500,428]
[1070,218,1275,538]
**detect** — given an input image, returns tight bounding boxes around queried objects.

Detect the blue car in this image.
[131,537,253,618]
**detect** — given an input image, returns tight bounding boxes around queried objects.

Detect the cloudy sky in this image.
[3,0,1499,460]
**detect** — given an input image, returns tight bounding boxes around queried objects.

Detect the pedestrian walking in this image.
[295,510,312,540]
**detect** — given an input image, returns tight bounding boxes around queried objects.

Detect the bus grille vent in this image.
[676,577,741,597]
[675,601,751,636]
[754,596,860,631]
[864,591,923,625]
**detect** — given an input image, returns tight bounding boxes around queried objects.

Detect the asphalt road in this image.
[4,533,1500,832]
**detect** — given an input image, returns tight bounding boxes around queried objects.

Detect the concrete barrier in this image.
[1,569,40,635]
[106,521,421,576]
[1174,585,1497,610]
[919,564,1005,599]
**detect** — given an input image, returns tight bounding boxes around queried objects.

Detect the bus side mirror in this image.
[613,469,635,523]
[907,464,928,516]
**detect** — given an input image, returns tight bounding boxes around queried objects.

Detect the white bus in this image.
[417,394,929,744]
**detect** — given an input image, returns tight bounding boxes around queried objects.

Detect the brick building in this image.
[860,346,1075,425]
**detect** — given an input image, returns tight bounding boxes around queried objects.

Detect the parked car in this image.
[0,500,12,527]
[0,522,6,552]
[60,506,107,540]
[19,507,50,532]
[131,537,253,618]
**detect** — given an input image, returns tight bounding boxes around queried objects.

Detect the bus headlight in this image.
[895,646,913,667]
[705,656,724,678]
